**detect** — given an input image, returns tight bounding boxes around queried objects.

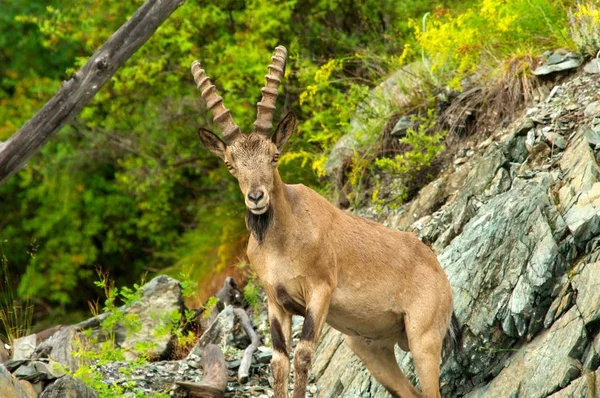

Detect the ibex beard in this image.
[191,45,462,398]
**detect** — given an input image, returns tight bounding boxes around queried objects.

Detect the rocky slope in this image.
[312,68,600,397]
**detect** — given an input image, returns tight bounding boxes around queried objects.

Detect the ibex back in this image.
[191,46,461,398]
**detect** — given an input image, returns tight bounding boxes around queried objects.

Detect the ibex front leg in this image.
[268,299,292,398]
[292,285,331,398]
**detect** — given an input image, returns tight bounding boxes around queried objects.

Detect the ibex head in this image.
[192,46,296,215]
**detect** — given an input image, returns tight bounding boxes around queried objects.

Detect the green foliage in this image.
[202,296,219,320]
[569,1,600,57]
[243,275,261,310]
[89,270,145,351]
[373,110,446,206]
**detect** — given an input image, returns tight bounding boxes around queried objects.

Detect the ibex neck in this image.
[269,169,293,228]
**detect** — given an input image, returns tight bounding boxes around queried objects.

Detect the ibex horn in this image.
[191,61,241,143]
[254,45,287,136]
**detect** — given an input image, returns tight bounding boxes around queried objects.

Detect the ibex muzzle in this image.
[192,46,461,398]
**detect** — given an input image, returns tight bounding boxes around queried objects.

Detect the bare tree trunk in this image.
[0,0,185,185]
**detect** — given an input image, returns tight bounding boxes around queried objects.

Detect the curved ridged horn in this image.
[191,61,241,143]
[254,45,287,136]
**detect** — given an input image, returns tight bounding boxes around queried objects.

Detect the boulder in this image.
[40,375,97,398]
[32,327,77,371]
[0,365,32,398]
[188,305,235,358]
[73,275,183,361]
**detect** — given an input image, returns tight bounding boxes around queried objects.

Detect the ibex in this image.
[191,46,461,398]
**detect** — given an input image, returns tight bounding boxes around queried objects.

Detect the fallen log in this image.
[176,344,228,398]
[0,0,185,185]
[233,308,261,384]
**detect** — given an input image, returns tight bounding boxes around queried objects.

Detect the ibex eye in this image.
[272,153,280,163]
[225,161,234,171]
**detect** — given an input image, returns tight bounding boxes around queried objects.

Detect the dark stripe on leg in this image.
[300,311,315,342]
[383,385,401,398]
[270,318,288,357]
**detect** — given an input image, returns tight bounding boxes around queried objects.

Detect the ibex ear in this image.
[198,128,227,160]
[272,112,296,151]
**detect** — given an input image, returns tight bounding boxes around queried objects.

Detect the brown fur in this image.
[193,47,459,398]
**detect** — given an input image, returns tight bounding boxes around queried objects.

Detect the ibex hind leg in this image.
[344,335,422,398]
[406,316,445,398]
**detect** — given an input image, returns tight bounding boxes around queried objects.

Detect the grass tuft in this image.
[0,251,33,344]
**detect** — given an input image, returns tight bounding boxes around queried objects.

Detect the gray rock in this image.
[12,335,36,360]
[543,131,566,149]
[515,118,535,136]
[14,364,44,383]
[32,327,77,371]
[583,332,600,370]
[439,174,565,383]
[564,205,600,246]
[483,167,512,197]
[40,375,98,398]
[390,115,415,137]
[0,365,31,398]
[584,58,599,74]
[547,368,600,397]
[558,130,600,212]
[504,134,528,164]
[585,128,600,149]
[585,101,600,117]
[4,359,29,372]
[324,134,357,178]
[18,380,37,398]
[572,262,600,326]
[547,52,571,65]
[526,128,537,151]
[187,305,235,358]
[534,53,582,76]
[466,307,585,398]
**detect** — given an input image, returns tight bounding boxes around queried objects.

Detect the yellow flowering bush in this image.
[570,1,600,56]
[414,0,569,89]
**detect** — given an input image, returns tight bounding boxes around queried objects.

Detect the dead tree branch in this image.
[233,308,261,384]
[0,0,185,185]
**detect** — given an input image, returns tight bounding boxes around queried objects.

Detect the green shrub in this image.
[373,110,446,207]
